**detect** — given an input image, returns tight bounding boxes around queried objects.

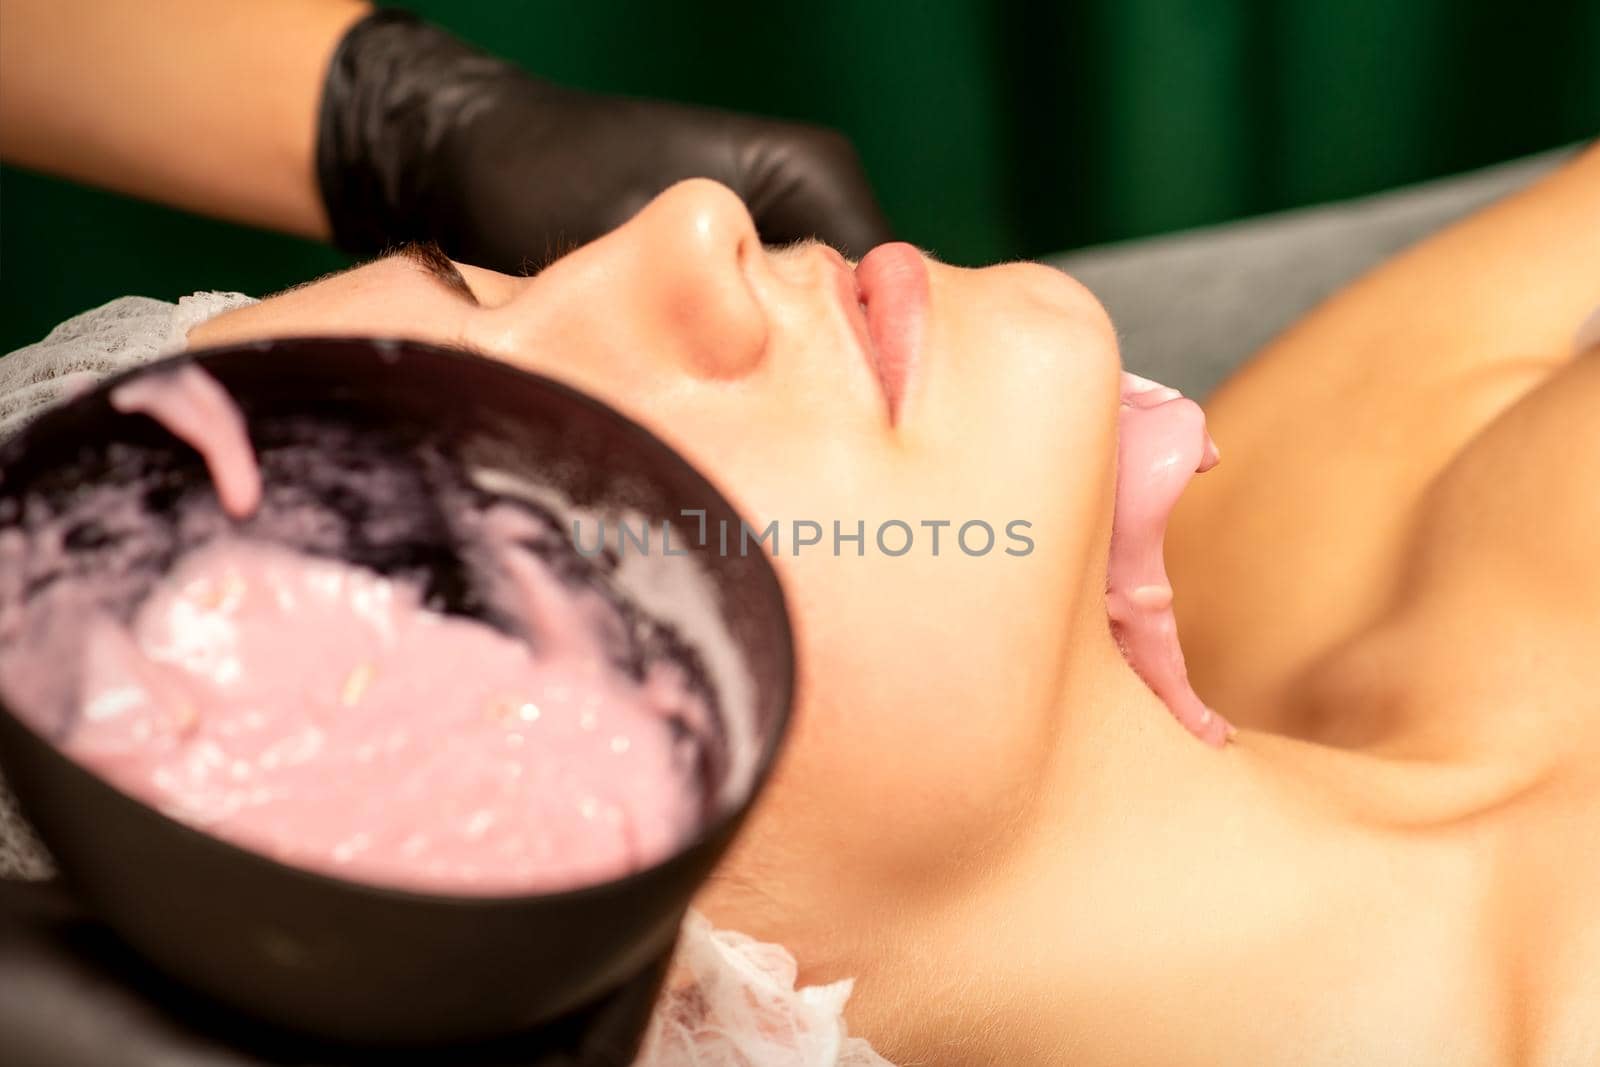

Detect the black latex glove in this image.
[317,9,894,273]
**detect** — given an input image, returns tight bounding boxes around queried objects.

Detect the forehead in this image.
[193,257,465,346]
[268,256,428,308]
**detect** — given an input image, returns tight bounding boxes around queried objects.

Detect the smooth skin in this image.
[0,0,366,237]
[163,150,1600,1065]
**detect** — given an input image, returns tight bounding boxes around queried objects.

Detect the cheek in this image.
[927,300,1122,597]
[766,541,1072,887]
[740,358,1114,885]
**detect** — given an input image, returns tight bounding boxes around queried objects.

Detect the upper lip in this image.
[819,250,881,403]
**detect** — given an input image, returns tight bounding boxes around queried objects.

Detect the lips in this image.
[853,242,929,423]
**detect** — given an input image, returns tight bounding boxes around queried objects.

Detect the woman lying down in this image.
[3,144,1598,1066]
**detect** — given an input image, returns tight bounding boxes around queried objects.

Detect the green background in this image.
[3,0,1597,352]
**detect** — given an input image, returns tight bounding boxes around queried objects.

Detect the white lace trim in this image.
[639,910,892,1066]
[0,291,256,440]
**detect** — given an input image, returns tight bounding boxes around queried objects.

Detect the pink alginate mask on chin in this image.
[1107,372,1233,747]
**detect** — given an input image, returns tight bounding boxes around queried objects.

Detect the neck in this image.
[837,619,1262,1062]
[851,615,1549,1065]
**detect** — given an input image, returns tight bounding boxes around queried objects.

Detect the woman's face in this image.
[194,179,1122,939]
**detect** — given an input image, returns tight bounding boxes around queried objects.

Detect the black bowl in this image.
[0,338,794,1053]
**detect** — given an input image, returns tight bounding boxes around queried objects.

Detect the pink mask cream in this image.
[0,364,727,895]
[1107,372,1232,747]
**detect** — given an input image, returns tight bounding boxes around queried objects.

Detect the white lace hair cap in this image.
[0,293,891,1065]
[0,292,258,441]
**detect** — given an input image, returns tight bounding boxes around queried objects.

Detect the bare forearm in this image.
[0,0,368,238]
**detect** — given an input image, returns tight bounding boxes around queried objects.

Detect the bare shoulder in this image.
[1163,146,1600,725]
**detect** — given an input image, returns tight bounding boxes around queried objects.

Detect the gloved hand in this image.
[317,9,894,273]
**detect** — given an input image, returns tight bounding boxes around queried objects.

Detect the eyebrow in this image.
[395,241,480,306]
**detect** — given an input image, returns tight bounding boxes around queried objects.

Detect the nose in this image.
[608,179,770,379]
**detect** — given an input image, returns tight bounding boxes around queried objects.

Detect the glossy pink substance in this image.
[67,537,705,893]
[1107,372,1232,747]
[110,365,261,520]
[17,363,712,893]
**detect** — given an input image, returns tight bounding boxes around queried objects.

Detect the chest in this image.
[1165,350,1596,738]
